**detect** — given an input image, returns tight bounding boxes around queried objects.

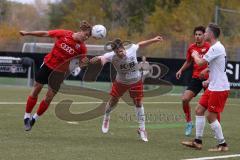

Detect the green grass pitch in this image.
[0,85,239,160]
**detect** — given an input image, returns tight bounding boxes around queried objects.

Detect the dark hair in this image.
[208,23,221,38]
[193,26,205,35]
[111,38,123,50]
[79,20,92,35]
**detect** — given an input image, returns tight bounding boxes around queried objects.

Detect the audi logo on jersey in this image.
[60,43,75,55]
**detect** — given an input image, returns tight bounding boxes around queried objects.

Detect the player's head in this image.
[193,26,205,44]
[74,20,92,42]
[111,38,126,58]
[205,23,221,41]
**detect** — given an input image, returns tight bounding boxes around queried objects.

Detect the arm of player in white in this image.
[137,35,163,48]
[89,56,103,65]
[203,47,224,63]
[19,30,49,37]
[90,52,113,66]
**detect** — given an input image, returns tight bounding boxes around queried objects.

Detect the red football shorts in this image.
[110,80,143,104]
[199,89,229,113]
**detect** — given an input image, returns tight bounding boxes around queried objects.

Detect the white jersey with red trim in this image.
[203,41,230,91]
[99,44,141,84]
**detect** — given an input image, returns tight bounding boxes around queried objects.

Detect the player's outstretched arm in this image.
[19,31,49,37]
[137,36,163,48]
[89,56,102,65]
[79,57,90,69]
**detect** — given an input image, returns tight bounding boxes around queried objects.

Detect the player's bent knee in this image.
[44,89,56,104]
[182,97,190,104]
[195,105,206,116]
[31,83,43,98]
[207,112,218,123]
[44,96,54,104]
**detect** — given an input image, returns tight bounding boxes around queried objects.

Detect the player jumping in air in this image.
[176,26,210,136]
[20,21,92,131]
[89,36,163,142]
[181,23,230,152]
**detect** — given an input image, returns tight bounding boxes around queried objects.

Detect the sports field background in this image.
[0,79,239,160]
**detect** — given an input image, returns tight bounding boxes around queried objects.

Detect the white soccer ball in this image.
[92,24,107,39]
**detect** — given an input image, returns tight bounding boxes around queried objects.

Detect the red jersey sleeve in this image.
[48,29,70,38]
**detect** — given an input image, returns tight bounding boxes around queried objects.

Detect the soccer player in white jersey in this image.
[181,23,230,152]
[89,36,163,142]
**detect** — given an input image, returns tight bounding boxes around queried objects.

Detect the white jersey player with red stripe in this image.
[181,24,230,152]
[99,44,141,85]
[90,36,163,142]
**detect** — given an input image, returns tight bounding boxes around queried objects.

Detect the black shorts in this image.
[35,64,65,92]
[186,78,206,96]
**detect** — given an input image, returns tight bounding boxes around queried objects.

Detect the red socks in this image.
[37,100,49,116]
[26,96,38,113]
[183,103,191,122]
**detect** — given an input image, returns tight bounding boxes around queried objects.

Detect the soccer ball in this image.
[92,24,107,39]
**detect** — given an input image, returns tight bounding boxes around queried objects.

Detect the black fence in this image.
[0,52,239,89]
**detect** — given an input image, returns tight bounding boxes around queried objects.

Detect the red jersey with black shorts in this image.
[199,41,230,113]
[185,42,210,95]
[35,30,87,92]
[44,29,87,72]
[98,44,143,104]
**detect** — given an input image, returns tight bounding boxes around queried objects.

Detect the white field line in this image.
[182,154,240,160]
[0,101,238,106]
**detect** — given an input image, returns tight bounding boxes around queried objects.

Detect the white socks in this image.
[135,106,146,130]
[24,113,31,119]
[24,113,39,121]
[195,116,225,144]
[210,120,225,144]
[195,116,206,140]
[33,113,39,121]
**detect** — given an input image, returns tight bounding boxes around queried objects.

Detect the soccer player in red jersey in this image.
[89,36,163,142]
[20,21,92,131]
[181,23,230,151]
[176,26,210,136]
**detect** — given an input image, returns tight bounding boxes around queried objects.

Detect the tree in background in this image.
[0,0,50,51]
[0,0,240,59]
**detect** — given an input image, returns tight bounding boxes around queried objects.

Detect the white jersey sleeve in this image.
[98,51,114,65]
[131,44,139,52]
[203,45,224,62]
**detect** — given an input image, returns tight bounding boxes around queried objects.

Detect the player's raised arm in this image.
[137,35,163,48]
[19,30,49,37]
[90,52,113,66]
